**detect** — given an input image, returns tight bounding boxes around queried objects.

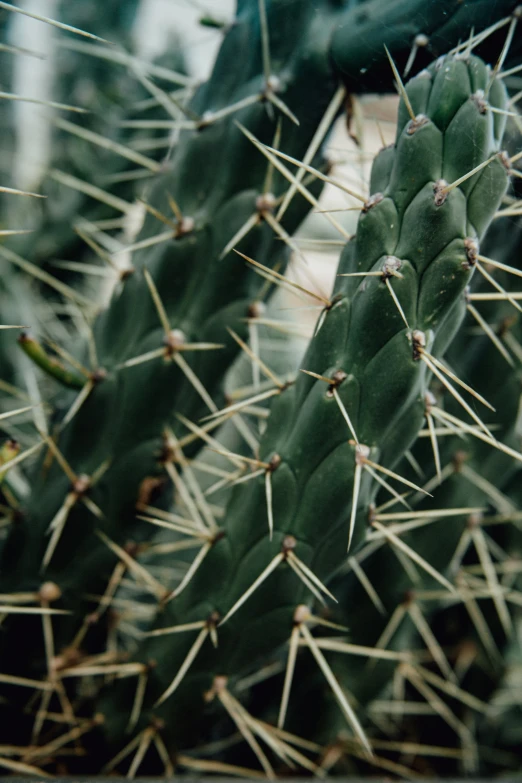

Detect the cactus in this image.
[92,47,512,761]
[285,143,522,777]
[0,0,522,777]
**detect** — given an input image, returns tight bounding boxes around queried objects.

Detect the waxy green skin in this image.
[95,54,509,757]
[289,177,522,770]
